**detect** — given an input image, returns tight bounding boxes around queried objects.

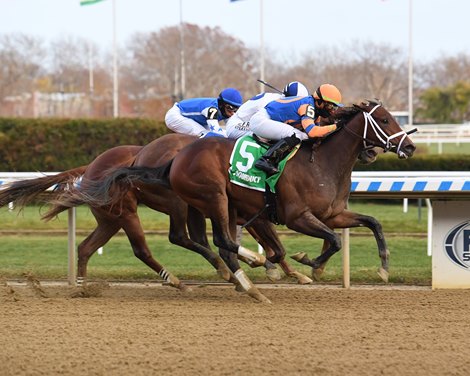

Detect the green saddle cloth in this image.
[228,135,298,193]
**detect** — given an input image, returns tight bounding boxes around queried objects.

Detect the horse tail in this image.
[0,165,87,210]
[45,160,174,211]
[41,204,74,222]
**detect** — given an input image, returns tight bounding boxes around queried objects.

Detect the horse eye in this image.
[382,118,389,124]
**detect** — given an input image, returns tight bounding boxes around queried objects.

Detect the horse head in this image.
[335,99,416,159]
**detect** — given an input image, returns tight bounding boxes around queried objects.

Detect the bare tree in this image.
[0,33,46,99]
[121,23,259,117]
[416,53,470,89]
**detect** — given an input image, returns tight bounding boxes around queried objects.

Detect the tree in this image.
[281,41,408,109]
[417,81,470,123]
[0,33,46,99]
[121,23,259,118]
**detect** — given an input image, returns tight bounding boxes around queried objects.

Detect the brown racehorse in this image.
[77,100,416,301]
[0,134,312,301]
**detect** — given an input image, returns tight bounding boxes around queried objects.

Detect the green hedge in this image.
[0,118,169,171]
[1,118,469,172]
[354,153,470,171]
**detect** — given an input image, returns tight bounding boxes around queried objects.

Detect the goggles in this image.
[324,102,338,112]
[225,104,239,113]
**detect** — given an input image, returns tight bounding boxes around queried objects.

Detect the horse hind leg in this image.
[121,214,190,292]
[77,218,121,285]
[184,205,234,283]
[211,207,271,304]
[238,225,280,282]
[218,247,270,303]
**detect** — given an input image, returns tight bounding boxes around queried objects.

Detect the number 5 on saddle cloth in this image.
[228,135,300,224]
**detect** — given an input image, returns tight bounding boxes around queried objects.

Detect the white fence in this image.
[405,124,470,153]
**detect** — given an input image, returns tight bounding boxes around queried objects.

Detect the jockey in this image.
[165,87,243,138]
[226,81,309,139]
[250,83,343,175]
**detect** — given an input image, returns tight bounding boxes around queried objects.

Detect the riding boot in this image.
[254,134,301,175]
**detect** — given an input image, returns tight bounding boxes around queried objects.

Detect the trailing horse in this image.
[75,100,416,302]
[0,134,312,302]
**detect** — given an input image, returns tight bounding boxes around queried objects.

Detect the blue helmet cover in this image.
[219,88,243,107]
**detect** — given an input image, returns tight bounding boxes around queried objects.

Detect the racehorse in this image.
[76,100,416,298]
[0,134,312,302]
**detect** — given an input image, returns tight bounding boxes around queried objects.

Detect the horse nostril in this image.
[405,144,416,155]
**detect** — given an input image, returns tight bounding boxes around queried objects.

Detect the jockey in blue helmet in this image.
[165,87,243,138]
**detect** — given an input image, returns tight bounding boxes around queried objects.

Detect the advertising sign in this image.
[432,201,470,289]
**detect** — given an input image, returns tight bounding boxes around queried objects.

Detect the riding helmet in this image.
[283,81,309,97]
[218,88,243,107]
[313,84,344,107]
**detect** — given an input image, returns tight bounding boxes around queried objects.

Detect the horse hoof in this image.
[217,268,232,282]
[246,287,272,304]
[266,267,282,282]
[234,283,246,293]
[290,252,307,262]
[177,283,193,292]
[290,271,313,284]
[311,268,323,282]
[377,267,389,283]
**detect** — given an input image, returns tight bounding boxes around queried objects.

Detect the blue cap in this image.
[219,88,243,107]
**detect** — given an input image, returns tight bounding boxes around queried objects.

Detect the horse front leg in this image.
[324,210,389,282]
[292,240,330,281]
[247,220,312,284]
[286,211,341,278]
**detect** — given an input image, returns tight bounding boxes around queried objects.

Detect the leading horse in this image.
[79,100,416,300]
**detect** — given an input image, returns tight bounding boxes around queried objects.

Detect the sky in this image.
[0,0,469,63]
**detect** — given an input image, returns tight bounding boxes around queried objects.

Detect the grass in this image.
[417,142,470,155]
[0,201,430,285]
[0,199,428,233]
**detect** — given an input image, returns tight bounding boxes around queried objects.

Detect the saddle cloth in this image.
[228,135,299,193]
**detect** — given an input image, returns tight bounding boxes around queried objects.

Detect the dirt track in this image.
[1,282,469,376]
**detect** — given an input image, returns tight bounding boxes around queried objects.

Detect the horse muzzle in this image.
[398,143,416,159]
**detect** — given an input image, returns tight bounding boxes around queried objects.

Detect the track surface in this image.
[1,282,469,376]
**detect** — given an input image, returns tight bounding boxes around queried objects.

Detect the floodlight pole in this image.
[408,0,413,127]
[259,0,265,93]
[112,0,119,118]
[179,0,186,100]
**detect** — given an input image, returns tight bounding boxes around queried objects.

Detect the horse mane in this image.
[334,98,383,127]
[300,98,383,149]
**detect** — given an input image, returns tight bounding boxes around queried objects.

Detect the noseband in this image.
[343,104,417,158]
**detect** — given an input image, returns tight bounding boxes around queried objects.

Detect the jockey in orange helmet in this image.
[250,83,343,175]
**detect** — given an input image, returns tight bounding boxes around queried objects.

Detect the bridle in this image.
[342,103,417,158]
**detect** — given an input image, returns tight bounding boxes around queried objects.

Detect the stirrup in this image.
[255,158,279,175]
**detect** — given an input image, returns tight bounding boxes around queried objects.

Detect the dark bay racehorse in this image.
[79,100,416,299]
[0,134,312,301]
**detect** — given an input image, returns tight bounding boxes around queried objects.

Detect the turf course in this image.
[0,200,430,284]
